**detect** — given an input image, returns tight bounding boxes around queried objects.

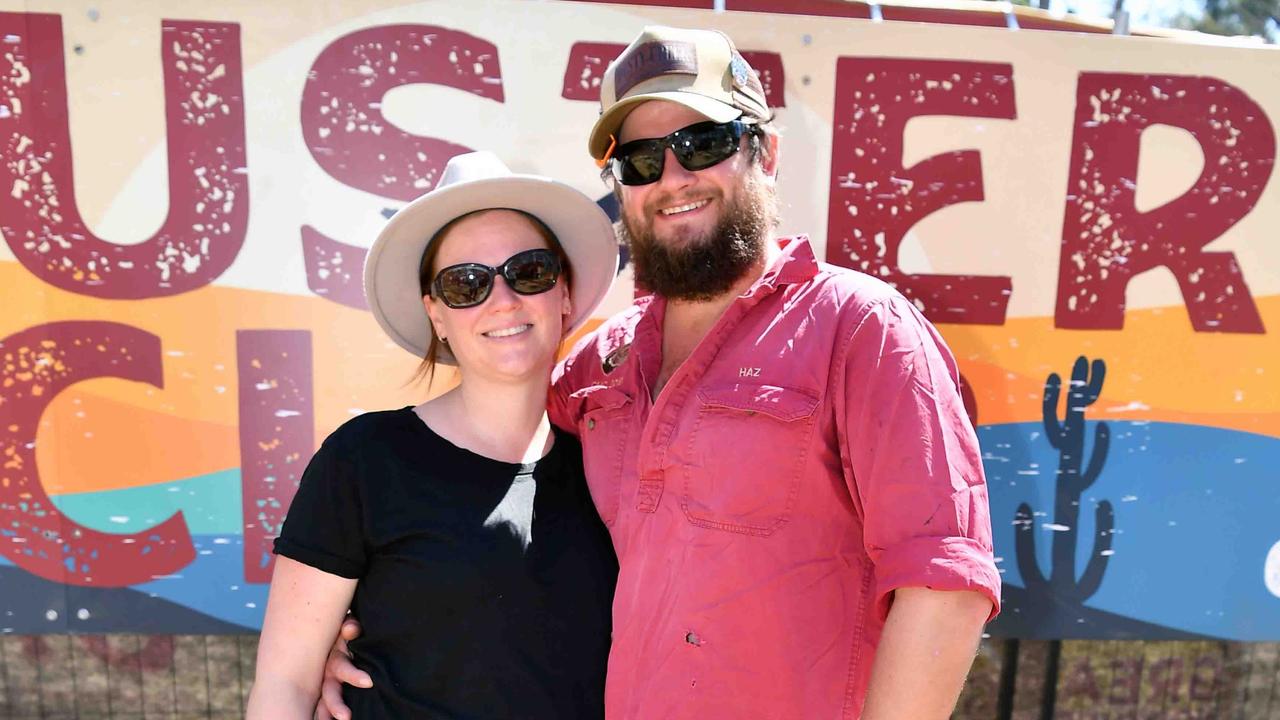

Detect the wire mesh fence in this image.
[1,636,1278,719]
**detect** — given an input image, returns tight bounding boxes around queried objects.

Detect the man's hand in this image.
[313,617,372,720]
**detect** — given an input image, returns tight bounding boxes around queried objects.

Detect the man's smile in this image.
[659,199,710,217]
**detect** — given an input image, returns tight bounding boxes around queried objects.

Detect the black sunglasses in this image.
[430,248,562,309]
[608,120,755,186]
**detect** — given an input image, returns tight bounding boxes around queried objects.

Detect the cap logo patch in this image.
[614,41,698,98]
[730,52,764,97]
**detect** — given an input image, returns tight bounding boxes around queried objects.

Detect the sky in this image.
[1044,0,1203,26]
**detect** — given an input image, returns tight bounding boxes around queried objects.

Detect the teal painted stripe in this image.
[50,469,244,536]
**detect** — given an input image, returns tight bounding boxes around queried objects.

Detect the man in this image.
[323,25,999,719]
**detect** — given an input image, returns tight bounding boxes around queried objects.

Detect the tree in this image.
[1175,0,1279,41]
[982,0,1278,40]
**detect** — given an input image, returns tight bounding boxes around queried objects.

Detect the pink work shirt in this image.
[550,237,1000,719]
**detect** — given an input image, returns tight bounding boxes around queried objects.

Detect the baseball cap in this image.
[588,25,771,160]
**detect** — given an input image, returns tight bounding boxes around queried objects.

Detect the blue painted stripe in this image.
[48,469,244,536]
[983,420,1280,641]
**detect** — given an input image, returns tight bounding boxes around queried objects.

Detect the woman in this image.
[246,152,620,719]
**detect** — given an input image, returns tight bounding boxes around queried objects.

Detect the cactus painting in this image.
[1015,356,1115,607]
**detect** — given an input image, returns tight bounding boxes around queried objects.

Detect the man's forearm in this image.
[860,586,993,720]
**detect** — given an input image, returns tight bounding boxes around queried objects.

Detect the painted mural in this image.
[0,0,1277,641]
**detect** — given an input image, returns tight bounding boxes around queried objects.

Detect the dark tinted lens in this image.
[617,140,665,185]
[672,122,742,171]
[504,250,561,295]
[610,122,747,185]
[435,265,493,308]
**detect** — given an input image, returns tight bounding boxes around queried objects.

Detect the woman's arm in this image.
[246,556,358,720]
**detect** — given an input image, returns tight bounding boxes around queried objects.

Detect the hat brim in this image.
[363,175,618,364]
[588,91,742,160]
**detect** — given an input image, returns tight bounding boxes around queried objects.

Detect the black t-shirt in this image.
[275,407,617,719]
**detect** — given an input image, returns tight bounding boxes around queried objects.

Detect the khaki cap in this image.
[588,25,771,160]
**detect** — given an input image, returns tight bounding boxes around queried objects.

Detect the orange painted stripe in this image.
[959,358,1280,437]
[37,390,238,495]
[3,261,1277,496]
[949,294,1280,436]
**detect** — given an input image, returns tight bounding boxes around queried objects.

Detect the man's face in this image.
[614,100,777,301]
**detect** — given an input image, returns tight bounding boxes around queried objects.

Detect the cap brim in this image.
[363,175,618,364]
[589,91,742,159]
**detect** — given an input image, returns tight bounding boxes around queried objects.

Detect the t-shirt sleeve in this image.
[273,436,367,579]
[834,295,1000,623]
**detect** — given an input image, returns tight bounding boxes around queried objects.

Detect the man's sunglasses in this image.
[429,248,562,309]
[606,120,755,186]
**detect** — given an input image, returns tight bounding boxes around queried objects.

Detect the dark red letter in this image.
[0,14,247,298]
[0,322,194,586]
[237,330,313,583]
[300,26,504,309]
[827,58,1015,325]
[1056,73,1272,332]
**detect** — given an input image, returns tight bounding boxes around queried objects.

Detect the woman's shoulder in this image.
[547,424,586,480]
[319,407,417,455]
[550,423,583,457]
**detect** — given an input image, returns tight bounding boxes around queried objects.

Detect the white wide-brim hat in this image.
[363,151,618,364]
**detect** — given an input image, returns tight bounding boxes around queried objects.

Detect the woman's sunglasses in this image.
[430,248,562,309]
[607,120,755,186]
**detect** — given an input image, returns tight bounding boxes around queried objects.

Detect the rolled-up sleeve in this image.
[273,437,367,579]
[834,295,1000,623]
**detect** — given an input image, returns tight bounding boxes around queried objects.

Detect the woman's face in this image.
[423,209,572,384]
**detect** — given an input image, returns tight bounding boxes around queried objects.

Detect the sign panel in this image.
[0,0,1277,639]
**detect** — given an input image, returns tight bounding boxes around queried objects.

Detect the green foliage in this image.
[982,0,1277,41]
[1174,0,1279,41]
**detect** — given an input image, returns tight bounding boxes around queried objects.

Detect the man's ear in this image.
[759,132,781,182]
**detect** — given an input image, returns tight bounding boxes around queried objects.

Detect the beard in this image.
[618,169,778,301]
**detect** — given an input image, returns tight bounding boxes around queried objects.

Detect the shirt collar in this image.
[635,235,817,335]
[630,236,817,385]
[753,235,819,293]
[639,234,819,310]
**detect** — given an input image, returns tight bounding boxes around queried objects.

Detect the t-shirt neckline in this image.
[398,405,562,470]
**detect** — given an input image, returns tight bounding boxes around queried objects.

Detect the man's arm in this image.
[860,587,993,720]
[832,292,1001,714]
[316,618,371,720]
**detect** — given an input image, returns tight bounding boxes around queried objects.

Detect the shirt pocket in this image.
[680,383,820,537]
[571,385,634,527]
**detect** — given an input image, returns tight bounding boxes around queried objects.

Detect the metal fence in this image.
[1,636,1278,719]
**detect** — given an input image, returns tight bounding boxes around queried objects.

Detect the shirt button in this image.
[588,419,596,430]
